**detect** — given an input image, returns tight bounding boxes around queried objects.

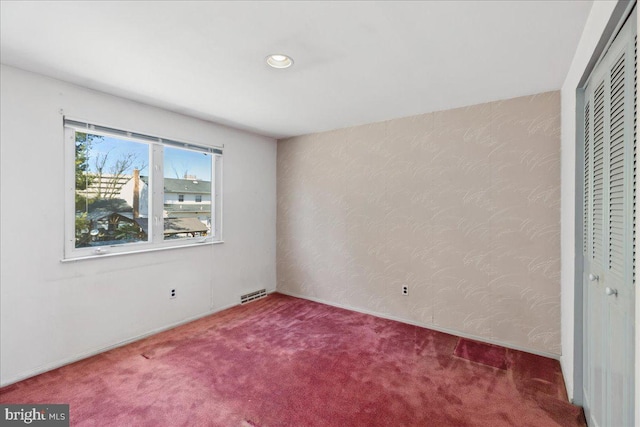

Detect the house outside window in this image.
[65,118,223,259]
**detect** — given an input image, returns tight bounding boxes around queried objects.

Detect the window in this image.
[163,147,212,240]
[65,119,223,259]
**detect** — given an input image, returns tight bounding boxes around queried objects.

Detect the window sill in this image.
[60,240,224,262]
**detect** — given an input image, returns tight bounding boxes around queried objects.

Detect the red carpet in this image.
[0,293,585,426]
[453,338,508,370]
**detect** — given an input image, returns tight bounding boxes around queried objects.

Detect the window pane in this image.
[163,147,212,240]
[75,132,150,248]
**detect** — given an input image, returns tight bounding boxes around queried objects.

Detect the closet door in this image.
[582,8,636,427]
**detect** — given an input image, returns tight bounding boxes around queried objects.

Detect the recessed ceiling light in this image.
[266,53,293,69]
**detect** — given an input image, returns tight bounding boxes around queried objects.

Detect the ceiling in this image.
[0,1,593,139]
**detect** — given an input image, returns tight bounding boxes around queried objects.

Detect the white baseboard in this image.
[2,289,559,388]
[277,289,561,361]
[0,302,238,388]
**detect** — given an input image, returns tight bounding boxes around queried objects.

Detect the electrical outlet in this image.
[170,288,176,299]
[402,285,408,296]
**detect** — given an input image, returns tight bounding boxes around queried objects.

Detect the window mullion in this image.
[65,127,77,258]
[214,154,223,239]
[151,144,165,243]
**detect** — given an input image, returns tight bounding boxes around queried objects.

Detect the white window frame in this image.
[63,118,223,261]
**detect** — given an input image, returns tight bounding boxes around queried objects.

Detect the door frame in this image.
[573,0,636,412]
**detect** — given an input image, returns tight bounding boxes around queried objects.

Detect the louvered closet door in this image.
[582,8,636,427]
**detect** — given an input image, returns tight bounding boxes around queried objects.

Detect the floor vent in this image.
[241,289,267,304]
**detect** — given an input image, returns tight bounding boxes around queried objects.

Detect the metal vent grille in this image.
[240,289,267,304]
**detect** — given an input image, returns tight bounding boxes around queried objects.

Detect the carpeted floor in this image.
[0,293,585,426]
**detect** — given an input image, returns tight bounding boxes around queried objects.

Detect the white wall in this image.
[0,65,277,386]
[560,1,617,402]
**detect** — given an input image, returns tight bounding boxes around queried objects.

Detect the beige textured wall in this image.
[277,91,561,355]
